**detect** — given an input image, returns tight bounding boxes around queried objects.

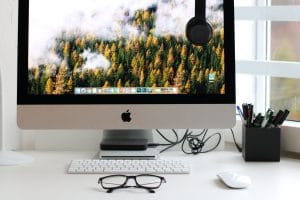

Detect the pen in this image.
[236,106,246,122]
[278,109,290,125]
[253,113,264,128]
[262,109,274,127]
[272,110,284,127]
[265,115,274,128]
[242,103,248,120]
[247,104,253,127]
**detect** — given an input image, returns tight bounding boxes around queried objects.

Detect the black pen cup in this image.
[242,125,281,162]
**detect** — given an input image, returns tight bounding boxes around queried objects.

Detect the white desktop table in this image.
[0,149,300,200]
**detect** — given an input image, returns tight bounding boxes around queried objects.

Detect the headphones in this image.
[186,0,212,46]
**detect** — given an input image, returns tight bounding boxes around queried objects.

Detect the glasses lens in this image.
[136,175,162,189]
[100,176,127,189]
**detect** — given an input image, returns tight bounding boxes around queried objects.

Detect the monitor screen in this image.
[27,0,225,96]
[18,0,235,105]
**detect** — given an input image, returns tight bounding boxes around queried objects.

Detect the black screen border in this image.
[17,0,236,105]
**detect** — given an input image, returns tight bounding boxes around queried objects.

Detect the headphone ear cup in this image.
[186,17,213,46]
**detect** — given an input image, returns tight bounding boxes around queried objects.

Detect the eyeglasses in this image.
[98,174,166,193]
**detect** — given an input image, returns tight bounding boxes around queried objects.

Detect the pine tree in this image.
[162,67,170,85]
[53,66,67,94]
[164,81,170,87]
[66,76,73,93]
[139,70,145,86]
[34,68,40,80]
[169,67,175,81]
[131,57,138,76]
[205,68,210,79]
[152,36,159,46]
[220,84,225,94]
[154,53,161,69]
[111,52,118,64]
[99,41,105,53]
[174,62,185,89]
[107,68,113,77]
[63,41,70,59]
[104,45,111,58]
[143,10,150,20]
[103,81,110,88]
[75,38,81,47]
[167,48,174,67]
[146,35,153,49]
[149,70,156,86]
[39,72,50,95]
[180,45,187,61]
[117,79,122,88]
[117,64,124,79]
[155,69,162,85]
[220,27,224,41]
[125,80,132,87]
[45,78,54,95]
[220,50,225,71]
[71,50,79,63]
[189,53,196,66]
[80,38,86,49]
[184,79,191,93]
[198,70,204,82]
[111,43,117,52]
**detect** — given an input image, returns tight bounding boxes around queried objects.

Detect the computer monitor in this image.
[17,0,235,146]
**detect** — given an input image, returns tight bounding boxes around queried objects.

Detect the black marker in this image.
[272,110,284,127]
[247,104,253,127]
[253,113,264,128]
[278,109,290,125]
[265,115,274,128]
[262,109,274,127]
[242,103,248,120]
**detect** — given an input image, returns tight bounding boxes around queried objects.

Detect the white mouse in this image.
[217,172,251,189]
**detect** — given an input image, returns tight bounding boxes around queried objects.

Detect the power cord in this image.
[149,129,242,154]
[150,129,221,155]
[182,129,221,154]
[230,129,242,152]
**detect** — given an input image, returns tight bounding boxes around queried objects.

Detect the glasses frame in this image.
[98,174,166,193]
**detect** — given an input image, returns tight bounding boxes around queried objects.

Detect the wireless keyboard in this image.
[68,159,190,174]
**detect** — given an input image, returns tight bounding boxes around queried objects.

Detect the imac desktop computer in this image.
[17,0,236,160]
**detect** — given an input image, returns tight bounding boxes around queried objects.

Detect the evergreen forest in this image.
[28,4,225,95]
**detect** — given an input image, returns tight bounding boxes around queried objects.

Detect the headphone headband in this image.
[195,0,206,20]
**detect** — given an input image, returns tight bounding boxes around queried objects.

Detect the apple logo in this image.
[121,110,132,122]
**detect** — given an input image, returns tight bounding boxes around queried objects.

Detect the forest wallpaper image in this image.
[28,0,225,95]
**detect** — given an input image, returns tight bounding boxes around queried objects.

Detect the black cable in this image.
[159,129,190,153]
[171,129,179,142]
[155,129,179,145]
[153,129,242,154]
[154,129,222,154]
[230,129,242,152]
[200,132,222,153]
[151,129,186,153]
[160,143,177,153]
[181,130,221,154]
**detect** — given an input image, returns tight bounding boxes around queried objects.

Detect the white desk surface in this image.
[0,149,300,200]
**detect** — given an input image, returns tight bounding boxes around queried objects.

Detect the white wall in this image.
[0,0,239,151]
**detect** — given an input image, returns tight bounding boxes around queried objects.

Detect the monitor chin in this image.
[17,104,236,130]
